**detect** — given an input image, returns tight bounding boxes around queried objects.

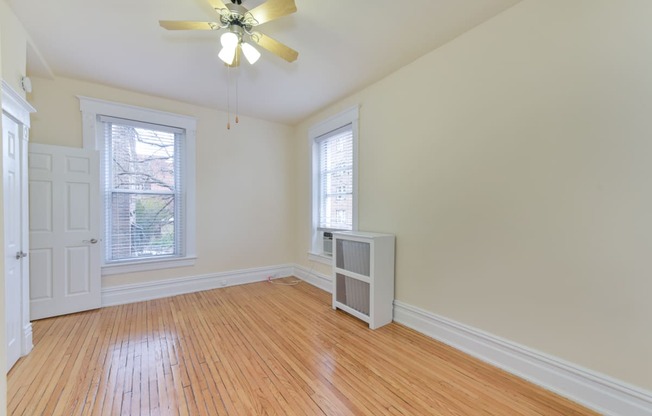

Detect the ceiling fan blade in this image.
[206,0,228,12]
[248,0,297,26]
[159,21,220,30]
[252,33,298,62]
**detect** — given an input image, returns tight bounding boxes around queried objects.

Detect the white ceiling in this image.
[8,0,520,125]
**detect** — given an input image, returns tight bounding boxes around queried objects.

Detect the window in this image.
[79,97,196,275]
[317,125,354,230]
[101,117,183,262]
[309,106,359,261]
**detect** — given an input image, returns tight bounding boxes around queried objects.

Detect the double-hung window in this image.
[101,117,183,262]
[310,106,359,261]
[316,125,354,230]
[79,97,196,275]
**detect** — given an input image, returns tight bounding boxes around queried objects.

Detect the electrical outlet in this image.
[220,280,227,287]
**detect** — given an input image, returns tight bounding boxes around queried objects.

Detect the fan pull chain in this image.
[235,65,239,124]
[226,64,231,130]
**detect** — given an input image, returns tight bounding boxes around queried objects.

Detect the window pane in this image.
[110,124,176,192]
[319,127,353,230]
[321,194,353,229]
[110,193,175,260]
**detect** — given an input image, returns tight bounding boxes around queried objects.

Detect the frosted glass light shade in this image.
[220,32,239,48]
[241,42,261,64]
[218,46,237,64]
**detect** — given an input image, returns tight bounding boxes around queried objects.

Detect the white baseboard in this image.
[294,268,652,415]
[99,262,652,416]
[293,264,332,292]
[101,264,294,307]
[393,300,652,416]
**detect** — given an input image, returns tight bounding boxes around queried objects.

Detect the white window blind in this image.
[101,116,185,262]
[317,124,353,230]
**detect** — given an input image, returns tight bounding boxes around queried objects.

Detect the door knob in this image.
[83,238,99,244]
[15,251,27,260]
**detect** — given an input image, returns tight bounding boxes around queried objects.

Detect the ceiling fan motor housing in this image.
[221,4,258,36]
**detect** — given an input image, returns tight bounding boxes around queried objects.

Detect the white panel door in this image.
[3,113,23,370]
[29,143,100,320]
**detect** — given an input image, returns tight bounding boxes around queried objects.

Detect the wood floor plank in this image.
[8,278,599,416]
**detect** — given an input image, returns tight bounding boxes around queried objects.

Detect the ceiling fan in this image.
[159,0,298,67]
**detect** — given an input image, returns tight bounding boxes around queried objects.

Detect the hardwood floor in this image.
[8,279,597,415]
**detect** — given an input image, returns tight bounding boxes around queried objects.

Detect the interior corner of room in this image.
[2,0,652,415]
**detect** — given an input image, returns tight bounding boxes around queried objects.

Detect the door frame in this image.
[2,80,36,361]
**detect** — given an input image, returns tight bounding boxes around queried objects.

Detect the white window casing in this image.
[309,106,359,260]
[79,97,197,275]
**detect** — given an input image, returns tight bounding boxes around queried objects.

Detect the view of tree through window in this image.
[106,121,180,261]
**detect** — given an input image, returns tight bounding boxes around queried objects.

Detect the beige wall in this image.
[0,0,28,411]
[4,0,652,404]
[0,0,26,100]
[294,0,652,391]
[28,76,296,287]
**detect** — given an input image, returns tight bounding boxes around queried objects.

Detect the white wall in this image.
[28,76,296,288]
[294,0,652,392]
[0,13,5,416]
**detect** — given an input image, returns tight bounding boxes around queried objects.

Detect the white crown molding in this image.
[393,300,652,416]
[1,80,36,127]
[101,264,293,307]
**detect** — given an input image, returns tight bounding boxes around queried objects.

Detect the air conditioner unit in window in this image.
[323,232,333,256]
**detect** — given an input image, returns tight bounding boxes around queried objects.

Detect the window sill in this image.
[308,252,333,266]
[102,256,197,276]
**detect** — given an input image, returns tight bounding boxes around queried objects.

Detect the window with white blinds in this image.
[317,124,354,230]
[309,106,358,259]
[101,116,185,263]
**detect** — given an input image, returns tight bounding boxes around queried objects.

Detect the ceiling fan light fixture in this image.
[220,31,239,48]
[241,42,261,64]
[159,0,299,68]
[218,46,237,64]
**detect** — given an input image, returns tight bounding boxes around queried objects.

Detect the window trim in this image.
[79,96,197,275]
[309,106,359,258]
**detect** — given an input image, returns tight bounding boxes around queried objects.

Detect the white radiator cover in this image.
[332,231,395,329]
